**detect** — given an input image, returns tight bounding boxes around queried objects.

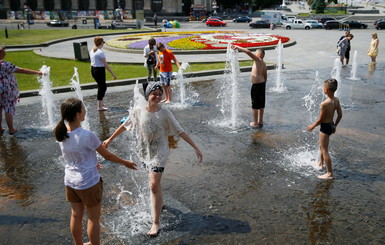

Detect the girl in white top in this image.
[103,82,202,237]
[54,98,137,245]
[90,36,117,111]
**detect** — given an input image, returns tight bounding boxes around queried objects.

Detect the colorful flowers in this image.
[106,31,290,51]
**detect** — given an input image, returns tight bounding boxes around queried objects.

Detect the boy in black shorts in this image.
[232,46,267,128]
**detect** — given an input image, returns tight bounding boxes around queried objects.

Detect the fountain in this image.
[330,57,342,98]
[70,67,90,130]
[271,40,287,93]
[216,43,242,129]
[170,62,199,108]
[302,71,324,122]
[37,65,56,128]
[347,50,360,81]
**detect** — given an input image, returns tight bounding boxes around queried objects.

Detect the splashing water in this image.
[216,43,242,129]
[347,50,360,81]
[38,65,56,128]
[331,58,342,97]
[70,67,90,130]
[302,71,324,122]
[170,62,200,108]
[271,39,287,93]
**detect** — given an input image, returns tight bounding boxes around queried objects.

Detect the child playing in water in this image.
[155,42,182,103]
[232,46,267,128]
[54,98,137,245]
[307,79,342,179]
[103,82,202,237]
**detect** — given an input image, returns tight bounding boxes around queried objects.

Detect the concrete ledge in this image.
[20,64,275,98]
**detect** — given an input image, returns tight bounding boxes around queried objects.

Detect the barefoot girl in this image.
[54,98,137,245]
[103,82,202,236]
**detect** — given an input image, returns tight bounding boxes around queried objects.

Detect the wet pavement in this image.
[0,61,384,244]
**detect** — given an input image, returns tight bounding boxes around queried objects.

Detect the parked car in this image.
[324,20,340,30]
[249,20,270,28]
[206,19,227,27]
[233,16,252,23]
[305,19,323,29]
[343,20,367,29]
[320,17,336,24]
[375,21,385,30]
[374,18,385,25]
[47,20,69,27]
[201,16,222,22]
[283,19,312,30]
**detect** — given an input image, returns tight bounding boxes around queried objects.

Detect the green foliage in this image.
[314,0,326,13]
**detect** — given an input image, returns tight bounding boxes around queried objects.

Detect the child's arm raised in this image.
[232,45,259,61]
[307,103,326,131]
[96,144,137,170]
[179,132,203,163]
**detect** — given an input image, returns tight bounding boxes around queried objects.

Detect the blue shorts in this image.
[160,72,173,86]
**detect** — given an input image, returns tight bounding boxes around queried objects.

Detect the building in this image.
[0,0,218,19]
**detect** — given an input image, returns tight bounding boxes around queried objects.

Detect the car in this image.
[283,19,312,30]
[343,20,367,29]
[233,16,252,23]
[305,19,323,29]
[47,20,69,27]
[201,16,222,22]
[206,19,227,27]
[374,18,385,25]
[375,20,385,29]
[249,20,270,28]
[324,20,340,30]
[320,17,336,24]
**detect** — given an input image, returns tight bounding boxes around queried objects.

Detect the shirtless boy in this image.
[307,79,343,179]
[232,46,267,128]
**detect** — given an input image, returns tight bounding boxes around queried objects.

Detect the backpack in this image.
[146,49,156,65]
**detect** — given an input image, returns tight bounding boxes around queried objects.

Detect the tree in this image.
[44,0,55,11]
[314,0,326,13]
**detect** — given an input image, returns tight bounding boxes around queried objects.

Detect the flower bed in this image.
[106,31,290,51]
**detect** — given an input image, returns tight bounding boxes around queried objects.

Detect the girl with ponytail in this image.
[54,98,137,245]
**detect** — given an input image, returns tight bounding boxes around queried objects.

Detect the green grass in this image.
[0,29,147,45]
[7,51,254,91]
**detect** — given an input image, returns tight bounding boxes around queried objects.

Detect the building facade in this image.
[0,0,210,19]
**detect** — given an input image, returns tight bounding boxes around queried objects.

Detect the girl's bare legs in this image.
[70,202,85,245]
[5,112,18,134]
[86,203,101,245]
[148,172,163,235]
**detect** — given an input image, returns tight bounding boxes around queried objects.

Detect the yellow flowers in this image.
[168,36,207,50]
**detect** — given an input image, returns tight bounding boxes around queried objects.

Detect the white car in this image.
[305,19,323,29]
[283,19,312,30]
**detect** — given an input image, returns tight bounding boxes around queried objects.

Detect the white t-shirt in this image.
[89,48,106,67]
[122,106,184,167]
[143,44,158,67]
[59,127,102,190]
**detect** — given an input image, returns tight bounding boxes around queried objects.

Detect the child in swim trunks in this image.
[307,78,343,179]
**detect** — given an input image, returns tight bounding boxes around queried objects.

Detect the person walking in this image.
[90,36,117,111]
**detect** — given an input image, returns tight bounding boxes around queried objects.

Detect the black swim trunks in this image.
[251,82,266,109]
[142,163,165,173]
[320,123,335,136]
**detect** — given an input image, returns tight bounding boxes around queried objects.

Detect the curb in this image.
[20,64,276,98]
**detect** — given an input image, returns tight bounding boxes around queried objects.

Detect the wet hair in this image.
[157,42,165,50]
[324,78,338,92]
[53,98,83,142]
[149,38,156,47]
[92,36,104,52]
[348,33,354,38]
[144,82,163,101]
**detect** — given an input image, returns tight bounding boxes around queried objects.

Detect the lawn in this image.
[0,29,148,45]
[7,51,253,91]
